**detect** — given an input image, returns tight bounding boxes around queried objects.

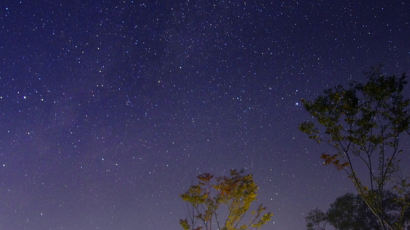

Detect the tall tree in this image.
[299,67,410,230]
[179,169,273,230]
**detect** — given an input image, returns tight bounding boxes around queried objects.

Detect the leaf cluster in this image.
[180,170,273,230]
[299,67,410,230]
[306,191,410,230]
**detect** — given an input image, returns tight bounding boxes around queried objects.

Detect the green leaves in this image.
[299,121,320,142]
[300,68,409,171]
[299,67,410,230]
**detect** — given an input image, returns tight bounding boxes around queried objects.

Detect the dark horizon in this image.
[0,0,409,229]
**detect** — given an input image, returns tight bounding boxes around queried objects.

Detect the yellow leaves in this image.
[179,219,190,230]
[197,173,213,183]
[251,212,273,228]
[180,185,208,205]
[180,170,273,230]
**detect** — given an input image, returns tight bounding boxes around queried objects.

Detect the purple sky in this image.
[0,0,409,229]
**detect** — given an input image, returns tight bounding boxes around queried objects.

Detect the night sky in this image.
[0,0,409,229]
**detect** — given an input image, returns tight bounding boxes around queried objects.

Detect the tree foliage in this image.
[305,192,410,230]
[306,208,328,230]
[179,169,273,230]
[299,67,410,230]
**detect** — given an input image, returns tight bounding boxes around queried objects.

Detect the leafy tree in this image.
[305,192,410,230]
[299,67,410,230]
[305,208,327,230]
[179,169,273,230]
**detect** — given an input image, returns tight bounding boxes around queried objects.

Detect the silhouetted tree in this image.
[299,67,410,230]
[179,169,273,230]
[305,208,327,230]
[305,192,410,230]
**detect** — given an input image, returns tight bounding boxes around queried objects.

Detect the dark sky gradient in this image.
[0,0,409,229]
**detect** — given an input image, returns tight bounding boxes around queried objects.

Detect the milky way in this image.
[0,1,409,229]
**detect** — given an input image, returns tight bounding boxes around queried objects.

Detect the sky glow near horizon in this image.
[0,0,409,229]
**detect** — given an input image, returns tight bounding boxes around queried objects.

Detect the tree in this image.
[305,192,410,230]
[299,67,410,230]
[305,208,327,230]
[179,169,273,230]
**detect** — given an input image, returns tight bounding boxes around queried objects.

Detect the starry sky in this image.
[0,0,409,229]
